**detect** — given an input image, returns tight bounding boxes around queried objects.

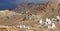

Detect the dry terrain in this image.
[0,2,60,31]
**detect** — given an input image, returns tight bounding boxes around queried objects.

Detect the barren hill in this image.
[0,2,60,31]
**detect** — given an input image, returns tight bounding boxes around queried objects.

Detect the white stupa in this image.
[45,18,52,25]
[17,25,23,28]
[56,16,60,19]
[23,25,31,29]
[48,23,56,29]
[39,19,43,25]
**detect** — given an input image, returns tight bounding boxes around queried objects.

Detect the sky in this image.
[0,0,49,10]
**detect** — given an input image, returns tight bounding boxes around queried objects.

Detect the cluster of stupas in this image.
[39,16,60,29]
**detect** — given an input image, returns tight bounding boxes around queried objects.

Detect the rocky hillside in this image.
[0,2,60,31]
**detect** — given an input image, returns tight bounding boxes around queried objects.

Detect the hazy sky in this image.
[0,0,49,9]
[19,0,49,3]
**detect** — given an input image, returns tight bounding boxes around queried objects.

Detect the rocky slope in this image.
[0,2,60,31]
